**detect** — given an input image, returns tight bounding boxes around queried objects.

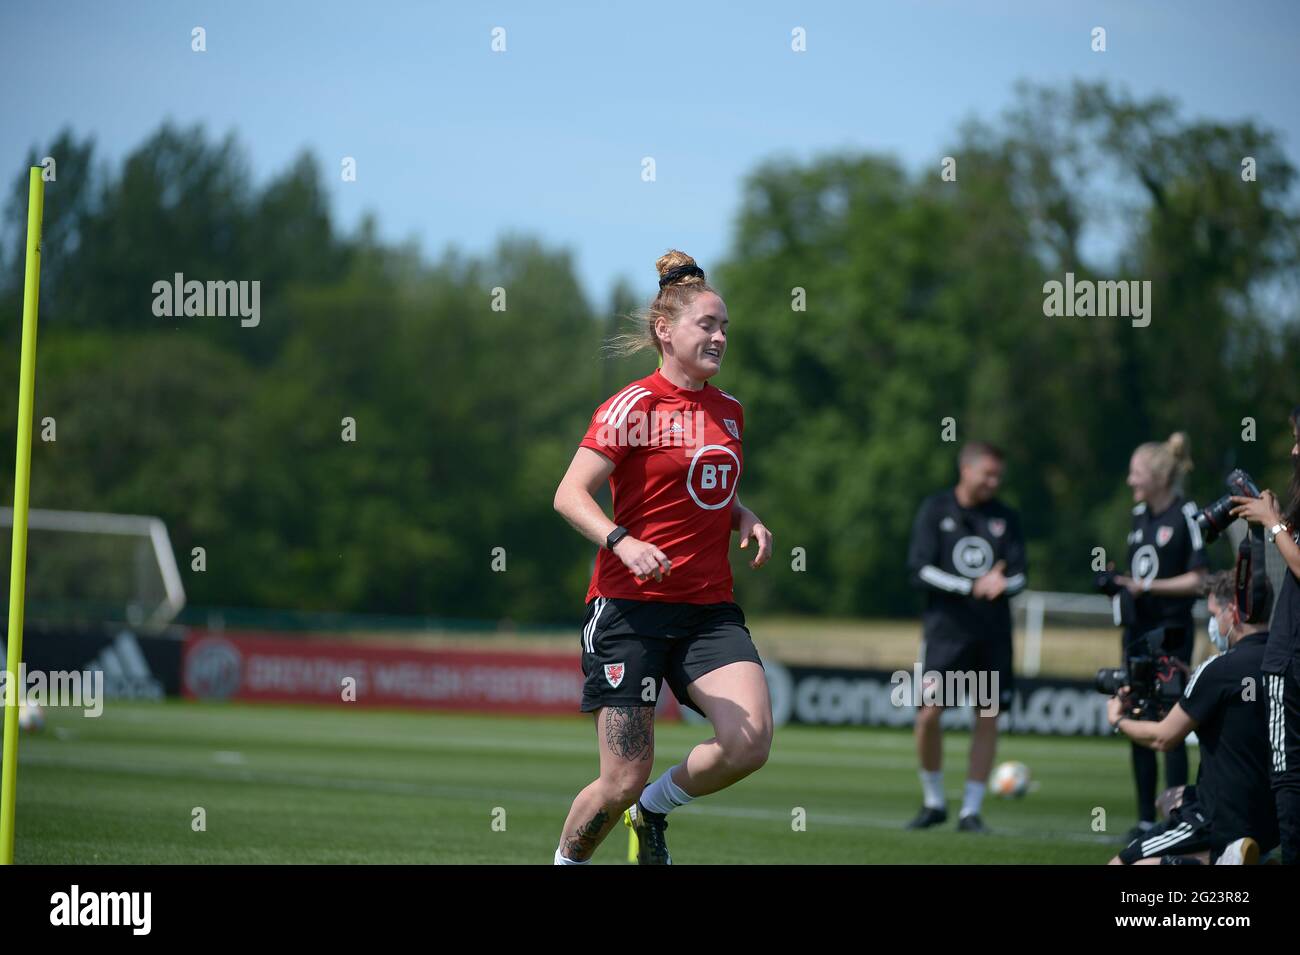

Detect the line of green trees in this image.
[1,81,1297,623]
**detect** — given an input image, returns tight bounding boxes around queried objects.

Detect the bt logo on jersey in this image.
[953,536,994,577]
[686,445,740,510]
[1132,544,1159,584]
[700,463,733,489]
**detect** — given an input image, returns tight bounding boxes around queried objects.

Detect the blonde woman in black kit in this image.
[1110,432,1208,845]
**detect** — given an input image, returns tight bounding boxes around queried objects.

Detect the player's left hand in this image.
[1230,491,1282,527]
[738,510,772,569]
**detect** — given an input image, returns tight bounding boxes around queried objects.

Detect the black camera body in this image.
[1095,625,1190,720]
[1095,569,1122,596]
[1196,467,1261,544]
[1095,572,1138,630]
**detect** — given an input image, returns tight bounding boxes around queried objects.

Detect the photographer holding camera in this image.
[1106,569,1279,864]
[1107,566,1279,867]
[1229,406,1300,865]
[1101,433,1208,844]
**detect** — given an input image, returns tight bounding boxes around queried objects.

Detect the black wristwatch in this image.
[605,526,629,551]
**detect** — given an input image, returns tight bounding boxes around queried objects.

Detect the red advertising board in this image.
[181,630,682,719]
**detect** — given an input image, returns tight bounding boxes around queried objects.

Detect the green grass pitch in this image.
[9,700,1190,864]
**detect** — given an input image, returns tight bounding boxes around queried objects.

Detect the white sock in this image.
[960,779,986,819]
[553,846,589,865]
[920,769,945,810]
[639,765,695,815]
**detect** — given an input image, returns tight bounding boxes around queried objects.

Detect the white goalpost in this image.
[0,508,186,632]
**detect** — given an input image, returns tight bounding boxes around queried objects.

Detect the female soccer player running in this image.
[551,251,773,865]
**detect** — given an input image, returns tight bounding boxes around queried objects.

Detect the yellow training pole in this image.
[1,168,45,865]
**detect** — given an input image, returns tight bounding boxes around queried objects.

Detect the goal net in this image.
[0,508,185,633]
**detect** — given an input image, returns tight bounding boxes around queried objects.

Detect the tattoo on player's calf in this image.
[562,809,610,860]
[605,706,654,762]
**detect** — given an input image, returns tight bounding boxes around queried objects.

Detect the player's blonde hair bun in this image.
[1136,431,1194,493]
[605,250,716,359]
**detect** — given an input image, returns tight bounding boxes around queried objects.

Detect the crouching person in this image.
[1107,569,1279,864]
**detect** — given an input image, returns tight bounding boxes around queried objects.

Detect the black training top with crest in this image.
[1124,496,1207,645]
[906,489,1027,642]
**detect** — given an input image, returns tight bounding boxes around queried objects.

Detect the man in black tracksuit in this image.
[905,441,1027,833]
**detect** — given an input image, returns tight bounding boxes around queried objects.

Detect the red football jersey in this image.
[579,368,745,604]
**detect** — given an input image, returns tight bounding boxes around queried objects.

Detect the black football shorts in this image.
[579,596,763,717]
[919,631,1015,709]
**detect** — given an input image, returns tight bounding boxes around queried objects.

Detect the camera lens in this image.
[1196,494,1235,544]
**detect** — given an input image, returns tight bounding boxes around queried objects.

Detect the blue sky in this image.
[3,0,1297,310]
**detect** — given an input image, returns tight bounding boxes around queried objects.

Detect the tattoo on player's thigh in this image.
[604,705,654,762]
